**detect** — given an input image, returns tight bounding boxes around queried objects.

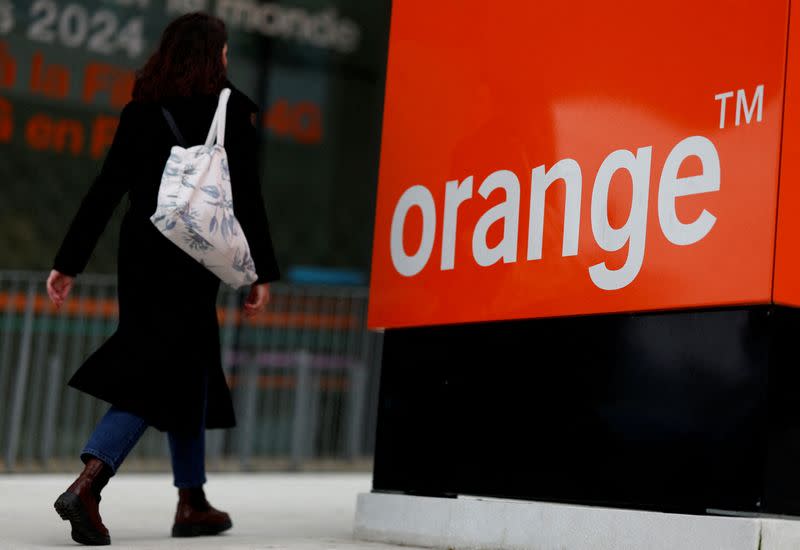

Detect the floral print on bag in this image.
[149,89,258,289]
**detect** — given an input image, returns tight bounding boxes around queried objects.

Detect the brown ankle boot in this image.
[54,457,112,546]
[172,487,232,537]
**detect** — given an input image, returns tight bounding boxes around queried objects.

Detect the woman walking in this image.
[45,12,280,546]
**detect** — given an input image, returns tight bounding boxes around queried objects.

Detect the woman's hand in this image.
[47,270,74,309]
[243,282,270,318]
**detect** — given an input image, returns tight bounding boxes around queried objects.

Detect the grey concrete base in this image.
[354,493,800,550]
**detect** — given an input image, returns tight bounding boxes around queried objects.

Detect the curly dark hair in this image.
[133,12,228,102]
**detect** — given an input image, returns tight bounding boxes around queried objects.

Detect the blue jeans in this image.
[81,406,207,488]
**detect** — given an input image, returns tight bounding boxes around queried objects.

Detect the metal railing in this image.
[0,270,383,473]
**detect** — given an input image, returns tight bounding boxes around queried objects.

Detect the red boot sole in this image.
[171,518,233,537]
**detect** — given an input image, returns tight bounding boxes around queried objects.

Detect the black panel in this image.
[372,306,800,515]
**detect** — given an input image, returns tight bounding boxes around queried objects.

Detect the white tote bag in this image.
[150,88,258,289]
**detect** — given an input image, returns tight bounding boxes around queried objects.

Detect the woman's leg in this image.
[169,428,231,537]
[169,371,209,488]
[82,406,150,474]
[167,428,207,488]
[55,406,149,546]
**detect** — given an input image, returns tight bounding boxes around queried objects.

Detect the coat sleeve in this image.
[52,103,139,276]
[227,108,281,285]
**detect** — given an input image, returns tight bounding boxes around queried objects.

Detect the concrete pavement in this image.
[0,473,423,550]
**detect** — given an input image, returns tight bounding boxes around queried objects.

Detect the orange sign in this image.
[368,0,795,329]
[774,1,800,307]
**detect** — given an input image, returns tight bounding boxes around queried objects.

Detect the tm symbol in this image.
[714,85,764,129]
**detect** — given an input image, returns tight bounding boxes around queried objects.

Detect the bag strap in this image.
[204,88,232,148]
[161,107,188,147]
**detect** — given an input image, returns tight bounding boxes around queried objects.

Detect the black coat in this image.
[52,84,280,433]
